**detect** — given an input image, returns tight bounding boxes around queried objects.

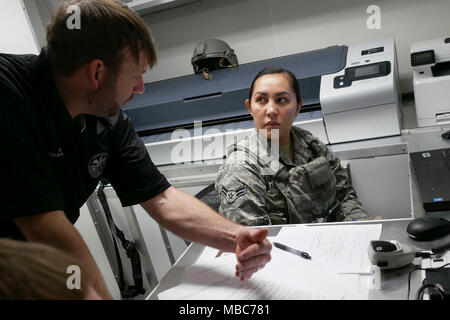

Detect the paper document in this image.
[275,224,382,274]
[158,244,364,300]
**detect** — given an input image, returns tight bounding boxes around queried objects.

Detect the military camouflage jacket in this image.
[215,126,368,226]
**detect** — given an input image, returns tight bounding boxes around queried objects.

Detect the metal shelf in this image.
[124,0,200,15]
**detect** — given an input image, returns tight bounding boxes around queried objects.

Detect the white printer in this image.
[320,38,402,144]
[411,36,450,127]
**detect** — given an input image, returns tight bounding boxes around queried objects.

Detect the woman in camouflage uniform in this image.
[215,67,368,226]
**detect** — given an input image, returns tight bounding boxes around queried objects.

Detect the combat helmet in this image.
[191,39,239,77]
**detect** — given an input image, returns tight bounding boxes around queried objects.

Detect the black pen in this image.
[273,242,312,260]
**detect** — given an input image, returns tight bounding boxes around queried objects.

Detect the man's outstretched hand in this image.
[234,227,272,281]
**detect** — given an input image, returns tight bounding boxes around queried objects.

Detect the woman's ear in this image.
[296,99,302,115]
[245,99,252,115]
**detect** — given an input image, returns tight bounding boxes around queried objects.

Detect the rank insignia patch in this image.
[221,186,246,203]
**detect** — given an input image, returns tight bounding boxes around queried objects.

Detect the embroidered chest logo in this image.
[221,186,246,203]
[49,147,64,158]
[88,153,109,178]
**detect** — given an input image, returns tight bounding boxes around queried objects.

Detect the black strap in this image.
[432,242,450,255]
[97,181,145,298]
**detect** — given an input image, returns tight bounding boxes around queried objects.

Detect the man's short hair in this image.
[46,0,157,76]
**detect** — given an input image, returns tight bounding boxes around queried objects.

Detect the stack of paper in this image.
[158,248,362,300]
[158,223,382,300]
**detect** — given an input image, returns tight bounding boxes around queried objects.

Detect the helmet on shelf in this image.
[191,38,239,75]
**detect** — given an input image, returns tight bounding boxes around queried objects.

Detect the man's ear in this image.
[86,59,105,90]
[245,99,252,115]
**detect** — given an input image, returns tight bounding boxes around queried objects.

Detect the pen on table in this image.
[273,242,312,260]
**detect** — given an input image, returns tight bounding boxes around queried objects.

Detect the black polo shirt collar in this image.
[29,49,83,149]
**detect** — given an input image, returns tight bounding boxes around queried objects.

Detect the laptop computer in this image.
[410,148,450,212]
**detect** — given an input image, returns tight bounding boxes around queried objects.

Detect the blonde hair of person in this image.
[0,238,95,300]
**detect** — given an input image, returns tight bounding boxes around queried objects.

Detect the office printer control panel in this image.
[334,61,391,89]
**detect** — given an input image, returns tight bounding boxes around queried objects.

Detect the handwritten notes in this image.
[275,224,382,274]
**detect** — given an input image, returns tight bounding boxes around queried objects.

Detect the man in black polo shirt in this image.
[0,0,272,299]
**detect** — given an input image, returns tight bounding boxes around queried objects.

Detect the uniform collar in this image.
[30,49,83,147]
[279,136,294,165]
[291,127,314,165]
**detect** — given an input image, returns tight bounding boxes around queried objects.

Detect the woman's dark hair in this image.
[248,66,301,104]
